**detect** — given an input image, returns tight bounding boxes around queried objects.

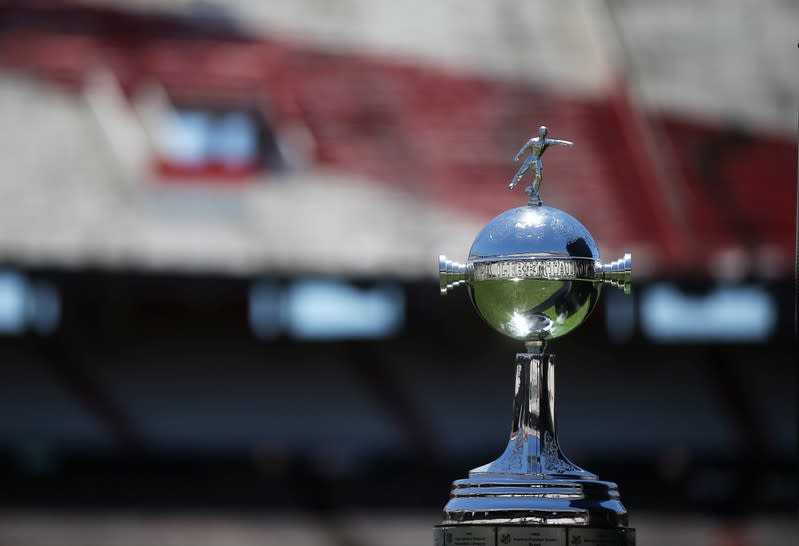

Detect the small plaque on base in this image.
[434,526,635,546]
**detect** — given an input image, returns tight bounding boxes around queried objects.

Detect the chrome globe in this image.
[467,205,601,342]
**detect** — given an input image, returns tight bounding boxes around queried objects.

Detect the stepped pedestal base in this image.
[434,353,633,546]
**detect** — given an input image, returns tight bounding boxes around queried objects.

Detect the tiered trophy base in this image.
[434,352,635,545]
[435,475,635,546]
[434,524,635,546]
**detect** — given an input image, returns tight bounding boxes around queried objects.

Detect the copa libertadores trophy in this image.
[435,126,634,546]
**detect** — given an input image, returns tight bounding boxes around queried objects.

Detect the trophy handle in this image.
[601,253,633,294]
[439,255,468,295]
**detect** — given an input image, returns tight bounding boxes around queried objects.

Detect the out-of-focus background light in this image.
[640,284,777,343]
[0,1,795,545]
[249,279,404,341]
[0,270,61,336]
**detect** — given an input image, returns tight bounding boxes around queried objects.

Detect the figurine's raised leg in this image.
[509,157,534,189]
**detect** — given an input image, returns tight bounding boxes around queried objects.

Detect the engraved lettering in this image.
[496,526,566,545]
[472,259,597,282]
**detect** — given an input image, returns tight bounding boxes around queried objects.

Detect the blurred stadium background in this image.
[0,1,796,545]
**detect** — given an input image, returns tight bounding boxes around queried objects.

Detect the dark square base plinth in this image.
[434,525,635,546]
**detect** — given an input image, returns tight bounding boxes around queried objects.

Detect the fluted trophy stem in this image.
[470,353,592,478]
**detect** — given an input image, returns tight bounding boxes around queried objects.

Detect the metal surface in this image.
[466,204,600,341]
[509,126,574,206]
[468,353,591,478]
[438,202,631,340]
[436,128,634,538]
[441,353,629,528]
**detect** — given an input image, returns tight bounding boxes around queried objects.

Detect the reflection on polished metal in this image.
[435,127,635,545]
[437,201,632,341]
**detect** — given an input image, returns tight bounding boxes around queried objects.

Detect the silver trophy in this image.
[435,127,634,546]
